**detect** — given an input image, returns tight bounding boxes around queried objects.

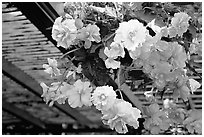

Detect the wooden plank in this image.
[13,2,67,54]
[2,98,46,129]
[2,57,95,127]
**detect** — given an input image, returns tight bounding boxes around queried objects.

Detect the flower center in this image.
[99,94,106,101]
[128,30,138,41]
[85,32,90,36]
[57,33,64,38]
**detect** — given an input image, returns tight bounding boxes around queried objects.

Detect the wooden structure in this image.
[2,2,202,134]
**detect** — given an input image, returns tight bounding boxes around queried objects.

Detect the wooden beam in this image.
[12,2,66,54]
[3,122,115,135]
[2,98,46,129]
[2,57,94,127]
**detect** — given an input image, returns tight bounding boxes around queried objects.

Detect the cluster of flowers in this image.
[52,14,101,49]
[143,99,202,134]
[92,86,141,134]
[104,12,190,69]
[103,12,200,100]
[41,58,141,133]
[40,5,201,133]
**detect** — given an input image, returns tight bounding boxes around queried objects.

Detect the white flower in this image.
[66,70,75,79]
[40,82,49,98]
[163,98,177,109]
[144,88,154,101]
[104,42,125,59]
[52,16,77,48]
[188,79,201,94]
[66,65,82,79]
[128,47,142,60]
[163,98,170,109]
[170,12,190,36]
[77,24,101,49]
[114,99,141,129]
[114,19,147,51]
[43,58,61,77]
[76,64,82,73]
[104,42,124,69]
[67,80,92,108]
[102,99,141,134]
[40,82,73,107]
[91,85,117,111]
[171,42,187,68]
[105,58,121,69]
[189,38,202,55]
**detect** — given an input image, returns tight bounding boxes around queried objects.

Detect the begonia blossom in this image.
[77,24,101,49]
[52,16,77,48]
[91,85,117,111]
[114,19,148,51]
[40,82,73,107]
[170,12,190,36]
[188,79,201,94]
[67,80,92,108]
[102,99,141,133]
[43,58,61,77]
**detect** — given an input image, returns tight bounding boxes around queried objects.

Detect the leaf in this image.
[99,47,107,60]
[120,83,143,112]
[74,47,87,61]
[188,24,197,38]
[134,10,157,23]
[118,67,126,86]
[90,43,102,53]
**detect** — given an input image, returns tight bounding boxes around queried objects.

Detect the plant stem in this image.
[102,32,116,43]
[60,48,80,59]
[117,67,124,100]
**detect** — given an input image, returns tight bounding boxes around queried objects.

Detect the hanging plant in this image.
[40,2,202,135]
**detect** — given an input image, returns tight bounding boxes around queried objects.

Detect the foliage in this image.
[40,2,202,135]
